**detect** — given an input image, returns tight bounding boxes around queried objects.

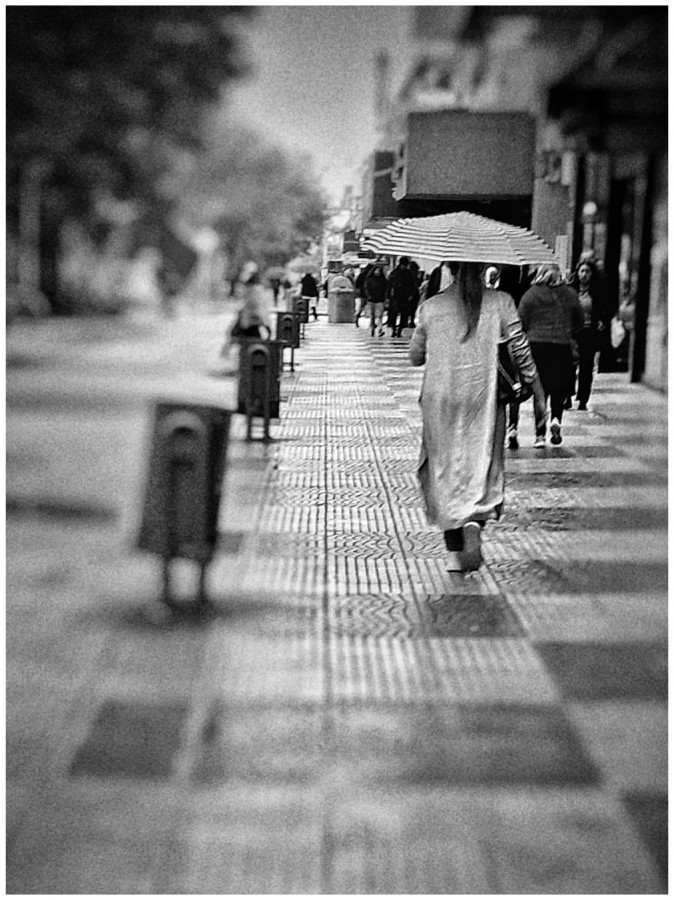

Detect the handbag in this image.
[497,339,534,405]
[610,315,627,349]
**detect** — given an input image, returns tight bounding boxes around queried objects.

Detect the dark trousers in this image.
[530,342,573,428]
[576,328,597,405]
[404,297,419,330]
[387,300,404,335]
[443,521,485,551]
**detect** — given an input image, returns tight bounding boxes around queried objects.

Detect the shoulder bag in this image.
[497,339,534,405]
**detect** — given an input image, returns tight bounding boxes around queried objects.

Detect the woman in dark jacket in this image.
[570,258,608,409]
[363,265,387,336]
[518,264,584,447]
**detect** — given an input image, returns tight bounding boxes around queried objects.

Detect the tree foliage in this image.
[176,118,327,276]
[6,6,255,305]
[7,6,254,188]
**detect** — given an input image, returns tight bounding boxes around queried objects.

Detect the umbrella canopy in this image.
[362,211,557,267]
[287,257,321,275]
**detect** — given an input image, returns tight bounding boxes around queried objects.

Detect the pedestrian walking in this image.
[221,270,272,358]
[300,271,320,321]
[569,256,609,409]
[409,262,541,572]
[518,263,584,447]
[354,265,371,327]
[406,260,422,329]
[426,260,458,299]
[362,264,387,336]
[489,264,532,450]
[387,256,417,338]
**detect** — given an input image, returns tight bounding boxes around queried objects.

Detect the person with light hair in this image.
[518,263,584,447]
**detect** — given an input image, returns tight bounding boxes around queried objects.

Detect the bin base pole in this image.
[161,557,174,607]
[198,563,209,605]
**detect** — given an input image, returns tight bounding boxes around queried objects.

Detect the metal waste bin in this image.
[136,401,231,606]
[292,296,309,338]
[236,338,283,440]
[275,311,300,371]
[328,288,355,323]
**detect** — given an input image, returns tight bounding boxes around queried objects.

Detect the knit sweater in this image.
[518,283,584,344]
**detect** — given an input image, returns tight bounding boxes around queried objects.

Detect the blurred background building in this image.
[358,6,667,391]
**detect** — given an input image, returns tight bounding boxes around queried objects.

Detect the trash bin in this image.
[275,311,300,372]
[328,288,355,323]
[275,311,300,349]
[236,338,283,440]
[292,296,309,325]
[136,401,231,606]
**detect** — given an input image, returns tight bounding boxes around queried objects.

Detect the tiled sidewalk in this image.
[7,320,667,893]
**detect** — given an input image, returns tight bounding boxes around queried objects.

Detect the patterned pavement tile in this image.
[536,642,668,700]
[192,701,321,786]
[326,635,559,703]
[568,702,667,793]
[424,593,525,637]
[70,700,188,780]
[621,792,668,890]
[509,593,668,642]
[475,788,663,893]
[327,702,599,787]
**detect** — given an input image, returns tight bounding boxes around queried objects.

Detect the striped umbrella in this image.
[362,211,557,267]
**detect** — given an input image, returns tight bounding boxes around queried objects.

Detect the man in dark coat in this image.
[300,272,320,320]
[387,256,417,337]
[426,260,459,300]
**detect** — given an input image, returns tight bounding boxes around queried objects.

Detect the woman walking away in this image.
[570,257,608,409]
[363,265,387,336]
[518,264,584,447]
[409,262,542,572]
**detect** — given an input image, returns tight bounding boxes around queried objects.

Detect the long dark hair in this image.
[457,262,484,341]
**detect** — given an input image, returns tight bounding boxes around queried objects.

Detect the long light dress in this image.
[409,286,537,531]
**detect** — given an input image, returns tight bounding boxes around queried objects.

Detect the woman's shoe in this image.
[550,418,562,445]
[506,426,519,450]
[533,435,546,449]
[446,551,463,572]
[577,402,588,410]
[460,522,482,572]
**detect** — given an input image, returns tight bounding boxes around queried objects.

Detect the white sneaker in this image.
[446,551,463,572]
[550,419,562,445]
[533,435,546,449]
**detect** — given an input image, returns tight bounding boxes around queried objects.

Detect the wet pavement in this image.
[6,313,668,893]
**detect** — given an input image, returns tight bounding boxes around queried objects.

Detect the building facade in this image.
[359,6,667,389]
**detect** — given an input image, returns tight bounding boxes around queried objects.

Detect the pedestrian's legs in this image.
[443,528,463,551]
[408,299,419,329]
[576,331,595,408]
[375,303,384,335]
[550,392,566,423]
[533,390,548,444]
[565,363,577,408]
[507,402,520,449]
[388,305,396,335]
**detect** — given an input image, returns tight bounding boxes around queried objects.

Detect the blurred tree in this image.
[176,119,327,284]
[6,6,255,312]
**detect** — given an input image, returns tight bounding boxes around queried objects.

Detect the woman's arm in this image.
[500,293,539,384]
[409,317,427,366]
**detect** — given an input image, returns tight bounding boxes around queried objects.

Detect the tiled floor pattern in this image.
[7,321,667,893]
